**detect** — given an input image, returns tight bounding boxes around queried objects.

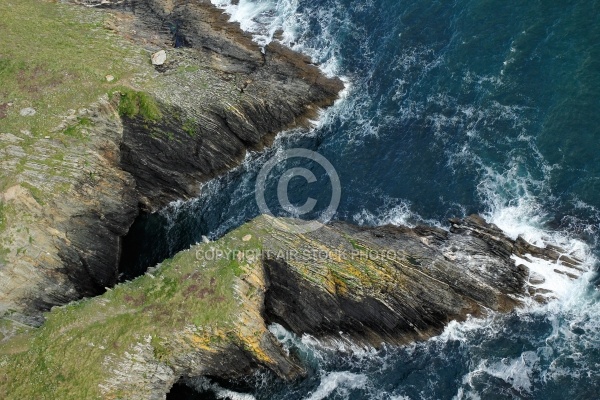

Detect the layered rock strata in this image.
[0,215,584,399]
[0,0,343,322]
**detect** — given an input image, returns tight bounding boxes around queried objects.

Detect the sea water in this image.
[123,1,600,398]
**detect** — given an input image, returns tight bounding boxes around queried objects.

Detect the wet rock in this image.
[528,271,546,285]
[0,214,584,399]
[553,269,579,280]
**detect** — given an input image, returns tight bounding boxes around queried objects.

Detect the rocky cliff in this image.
[0,0,342,323]
[0,214,584,399]
[0,2,587,399]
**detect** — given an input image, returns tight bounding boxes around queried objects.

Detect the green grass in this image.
[0,0,150,137]
[116,88,162,122]
[62,116,94,140]
[176,65,200,74]
[0,202,12,264]
[0,202,6,234]
[19,183,46,206]
[0,222,263,399]
[0,0,158,204]
[182,118,199,137]
[0,318,31,349]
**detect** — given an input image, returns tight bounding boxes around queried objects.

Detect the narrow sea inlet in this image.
[0,0,598,399]
[153,0,600,398]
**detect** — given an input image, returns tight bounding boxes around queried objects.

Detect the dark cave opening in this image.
[166,380,218,400]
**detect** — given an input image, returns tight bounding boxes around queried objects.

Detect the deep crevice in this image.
[118,210,180,281]
[166,376,257,400]
[166,380,217,400]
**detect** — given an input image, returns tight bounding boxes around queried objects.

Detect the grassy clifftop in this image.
[0,0,156,202]
[0,0,152,141]
[0,0,160,316]
[0,213,560,399]
[0,0,343,323]
[0,219,265,399]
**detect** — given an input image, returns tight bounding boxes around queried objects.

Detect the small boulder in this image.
[19,107,36,117]
[151,50,167,66]
[105,75,115,82]
[529,272,545,285]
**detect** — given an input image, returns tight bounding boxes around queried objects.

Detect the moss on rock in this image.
[116,88,162,122]
[0,214,576,399]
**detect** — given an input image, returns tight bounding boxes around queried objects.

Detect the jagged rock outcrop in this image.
[0,100,140,324]
[110,0,344,211]
[261,215,584,345]
[0,0,342,322]
[0,215,584,399]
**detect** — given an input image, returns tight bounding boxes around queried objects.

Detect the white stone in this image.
[151,50,167,66]
[19,107,36,117]
[105,75,115,82]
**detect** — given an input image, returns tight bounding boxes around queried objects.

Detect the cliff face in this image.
[261,215,584,345]
[0,0,342,322]
[0,2,588,399]
[113,0,344,211]
[0,215,584,399]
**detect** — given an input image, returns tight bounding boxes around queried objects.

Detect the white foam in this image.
[185,376,257,400]
[430,314,496,344]
[306,371,368,400]
[477,160,549,246]
[210,0,348,79]
[452,277,600,396]
[514,254,590,301]
[352,197,445,229]
[269,323,379,365]
[479,162,595,304]
[210,0,291,47]
[215,389,257,400]
[353,200,415,227]
[157,199,190,252]
[458,352,539,397]
[210,0,304,49]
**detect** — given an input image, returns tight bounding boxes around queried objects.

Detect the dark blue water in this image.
[126,0,600,398]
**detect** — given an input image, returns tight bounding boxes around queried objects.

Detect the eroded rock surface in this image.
[0,215,584,399]
[261,215,584,346]
[0,0,342,322]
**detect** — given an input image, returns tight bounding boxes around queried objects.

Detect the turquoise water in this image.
[124,0,600,398]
